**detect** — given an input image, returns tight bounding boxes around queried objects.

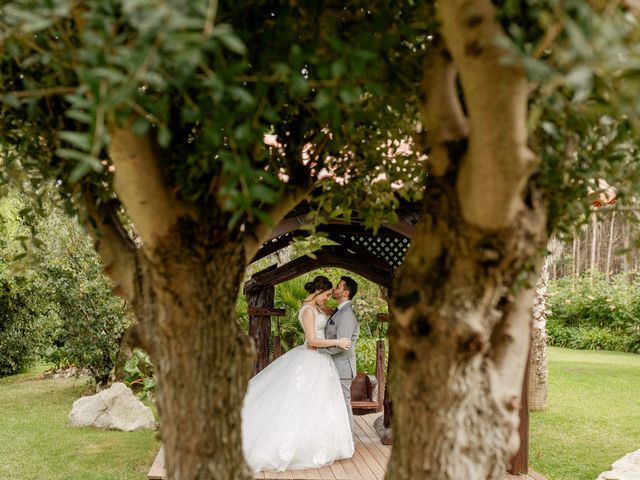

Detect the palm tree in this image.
[528,238,561,411]
[274,275,310,351]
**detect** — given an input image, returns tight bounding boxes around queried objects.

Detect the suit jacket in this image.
[318,302,359,379]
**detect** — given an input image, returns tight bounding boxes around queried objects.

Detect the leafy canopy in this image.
[1,1,429,233]
[1,0,640,240]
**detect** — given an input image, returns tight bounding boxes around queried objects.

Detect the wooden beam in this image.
[508,354,530,474]
[251,231,306,263]
[244,246,394,293]
[384,217,416,238]
[247,266,277,375]
[376,339,385,413]
[263,214,308,242]
[263,214,414,244]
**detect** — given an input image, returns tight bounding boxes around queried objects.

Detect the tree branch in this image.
[108,119,196,250]
[4,86,78,99]
[488,261,540,418]
[439,0,538,230]
[421,35,469,176]
[82,192,138,302]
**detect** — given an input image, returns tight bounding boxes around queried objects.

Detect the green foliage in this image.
[0,277,52,376]
[0,191,130,384]
[0,196,57,376]
[352,294,388,339]
[355,338,388,375]
[547,273,640,353]
[42,345,71,371]
[520,2,640,233]
[0,0,429,233]
[123,349,156,400]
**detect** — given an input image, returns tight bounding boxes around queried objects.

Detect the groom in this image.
[319,276,360,433]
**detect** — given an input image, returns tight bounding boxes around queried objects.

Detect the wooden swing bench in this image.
[350,372,379,413]
[350,338,385,415]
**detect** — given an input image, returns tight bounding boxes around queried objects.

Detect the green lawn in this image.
[2,348,638,480]
[530,347,640,480]
[0,368,159,480]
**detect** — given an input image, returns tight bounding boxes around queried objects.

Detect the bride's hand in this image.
[336,338,351,349]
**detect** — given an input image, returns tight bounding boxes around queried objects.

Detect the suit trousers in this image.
[340,377,354,434]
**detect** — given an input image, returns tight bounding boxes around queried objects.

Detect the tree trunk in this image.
[606,212,616,278]
[576,228,581,278]
[590,212,598,274]
[572,228,580,279]
[386,2,547,477]
[387,175,546,480]
[247,286,275,375]
[134,232,254,480]
[528,255,549,411]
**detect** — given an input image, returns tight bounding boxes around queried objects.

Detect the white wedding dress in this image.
[242,304,354,472]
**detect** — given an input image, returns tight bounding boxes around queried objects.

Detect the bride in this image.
[242,275,355,472]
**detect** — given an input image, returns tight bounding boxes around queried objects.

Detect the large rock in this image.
[597,450,640,480]
[69,382,156,431]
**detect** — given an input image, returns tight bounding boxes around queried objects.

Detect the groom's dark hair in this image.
[341,276,358,300]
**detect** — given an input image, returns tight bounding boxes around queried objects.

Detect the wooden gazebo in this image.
[242,203,534,476]
[148,203,541,479]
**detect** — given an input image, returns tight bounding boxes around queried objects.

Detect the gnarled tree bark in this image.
[85,118,311,480]
[134,232,254,480]
[386,3,547,479]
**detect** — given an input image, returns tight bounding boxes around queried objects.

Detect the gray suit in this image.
[318,302,359,432]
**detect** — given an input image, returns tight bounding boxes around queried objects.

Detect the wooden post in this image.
[508,354,530,475]
[247,286,275,376]
[272,335,282,360]
[383,352,392,429]
[376,313,393,430]
[376,339,385,413]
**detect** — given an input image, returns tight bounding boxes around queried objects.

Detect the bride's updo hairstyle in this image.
[304,275,333,294]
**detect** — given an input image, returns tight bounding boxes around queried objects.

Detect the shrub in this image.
[0,193,131,384]
[45,262,131,385]
[548,273,637,330]
[0,277,53,376]
[356,338,388,375]
[122,349,156,400]
[42,345,71,370]
[547,322,573,348]
[570,327,629,351]
[547,273,640,354]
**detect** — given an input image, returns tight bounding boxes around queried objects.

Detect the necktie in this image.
[328,308,338,325]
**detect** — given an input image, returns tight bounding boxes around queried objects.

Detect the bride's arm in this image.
[302,309,351,349]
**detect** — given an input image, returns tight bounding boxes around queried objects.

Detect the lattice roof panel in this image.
[337,233,410,270]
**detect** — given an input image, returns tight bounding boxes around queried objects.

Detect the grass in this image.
[530,347,640,480]
[2,348,638,480]
[0,367,159,480]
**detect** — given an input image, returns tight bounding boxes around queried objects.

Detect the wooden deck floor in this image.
[148,413,545,480]
[148,413,389,480]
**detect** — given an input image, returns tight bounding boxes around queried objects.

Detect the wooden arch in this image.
[245,245,395,293]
